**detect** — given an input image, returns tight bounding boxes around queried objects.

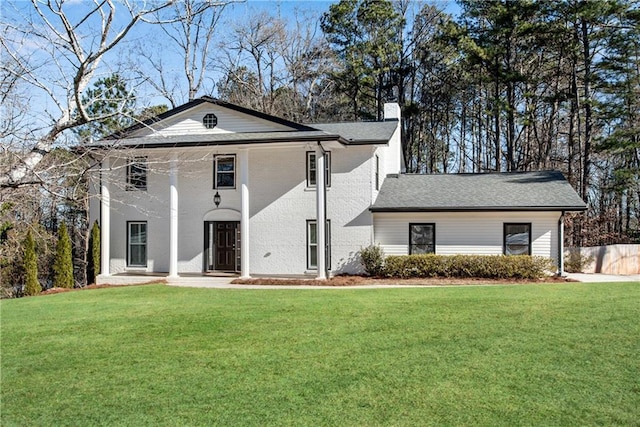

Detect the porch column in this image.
[169,155,179,278]
[316,145,327,280]
[239,149,250,278]
[100,158,110,277]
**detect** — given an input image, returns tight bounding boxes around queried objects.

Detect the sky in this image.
[1,0,460,142]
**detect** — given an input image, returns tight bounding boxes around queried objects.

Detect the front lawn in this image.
[2,283,639,425]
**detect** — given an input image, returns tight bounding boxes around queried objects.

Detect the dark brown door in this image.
[215,222,237,271]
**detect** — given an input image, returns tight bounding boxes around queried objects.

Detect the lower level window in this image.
[504,223,531,255]
[128,222,147,267]
[409,223,435,254]
[307,220,331,270]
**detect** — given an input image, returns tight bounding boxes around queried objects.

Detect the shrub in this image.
[382,254,554,280]
[359,245,385,276]
[53,222,74,288]
[23,230,41,296]
[564,249,594,273]
[88,221,100,284]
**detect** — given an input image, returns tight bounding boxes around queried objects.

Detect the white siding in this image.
[129,103,293,137]
[101,144,376,276]
[374,211,560,263]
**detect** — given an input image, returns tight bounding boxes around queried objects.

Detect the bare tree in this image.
[135,0,241,108]
[216,8,338,122]
[0,0,224,189]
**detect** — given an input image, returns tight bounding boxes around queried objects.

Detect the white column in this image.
[316,146,327,280]
[100,158,111,277]
[169,155,179,278]
[240,149,250,278]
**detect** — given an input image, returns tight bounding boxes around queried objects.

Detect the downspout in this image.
[317,141,329,279]
[558,211,565,276]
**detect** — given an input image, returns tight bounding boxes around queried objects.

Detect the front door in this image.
[205,221,240,272]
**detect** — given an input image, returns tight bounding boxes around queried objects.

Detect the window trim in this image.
[126,157,147,191]
[409,223,436,255]
[306,219,331,270]
[213,154,236,189]
[306,151,331,188]
[203,113,218,129]
[503,222,532,256]
[127,221,148,267]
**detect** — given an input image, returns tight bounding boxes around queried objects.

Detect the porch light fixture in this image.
[213,191,221,208]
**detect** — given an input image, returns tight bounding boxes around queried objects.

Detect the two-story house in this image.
[90,97,586,283]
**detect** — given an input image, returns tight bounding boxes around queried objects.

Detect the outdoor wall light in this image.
[213,191,221,208]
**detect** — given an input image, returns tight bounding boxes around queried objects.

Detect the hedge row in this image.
[380,254,554,280]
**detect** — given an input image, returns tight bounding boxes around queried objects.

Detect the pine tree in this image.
[53,222,74,288]
[88,221,100,284]
[23,230,41,296]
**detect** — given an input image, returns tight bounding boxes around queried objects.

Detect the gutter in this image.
[369,206,589,212]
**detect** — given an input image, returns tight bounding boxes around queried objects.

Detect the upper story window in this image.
[203,113,218,129]
[213,155,235,189]
[504,223,531,255]
[126,157,147,191]
[307,151,331,188]
[409,223,435,254]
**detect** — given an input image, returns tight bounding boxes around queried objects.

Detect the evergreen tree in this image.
[23,230,41,296]
[53,222,74,288]
[75,73,136,141]
[321,0,404,121]
[88,221,100,284]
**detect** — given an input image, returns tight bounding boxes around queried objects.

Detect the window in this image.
[504,223,531,255]
[213,155,235,189]
[127,158,147,191]
[375,155,380,190]
[203,113,218,129]
[127,222,147,267]
[307,220,331,270]
[409,223,435,254]
[306,151,331,187]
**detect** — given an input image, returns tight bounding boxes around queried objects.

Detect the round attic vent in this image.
[203,113,218,129]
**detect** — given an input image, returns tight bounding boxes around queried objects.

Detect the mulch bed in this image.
[231,275,577,287]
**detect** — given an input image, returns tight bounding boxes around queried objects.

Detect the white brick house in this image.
[90,97,586,283]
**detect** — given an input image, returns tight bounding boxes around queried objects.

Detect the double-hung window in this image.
[127,157,147,191]
[127,221,147,267]
[214,155,235,189]
[409,223,435,254]
[307,220,331,270]
[504,223,531,255]
[306,151,331,187]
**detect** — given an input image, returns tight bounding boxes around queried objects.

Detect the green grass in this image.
[2,283,639,426]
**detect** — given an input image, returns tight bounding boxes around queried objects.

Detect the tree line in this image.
[1,0,638,296]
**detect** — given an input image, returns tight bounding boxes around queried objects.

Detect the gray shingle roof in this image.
[94,97,398,149]
[309,121,398,143]
[371,171,587,212]
[94,121,397,149]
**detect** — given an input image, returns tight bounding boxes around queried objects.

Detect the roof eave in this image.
[342,139,390,146]
[370,206,587,212]
[85,133,345,150]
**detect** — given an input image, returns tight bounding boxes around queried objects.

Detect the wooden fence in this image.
[567,244,640,274]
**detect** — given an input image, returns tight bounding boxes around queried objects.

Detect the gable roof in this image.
[371,171,587,212]
[107,96,316,139]
[98,97,398,149]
